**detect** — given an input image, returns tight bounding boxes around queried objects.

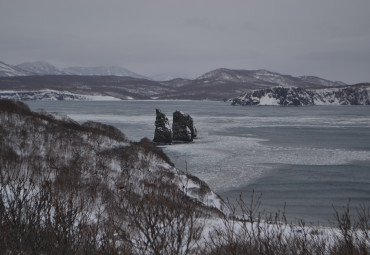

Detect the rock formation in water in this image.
[153,109,172,144]
[172,111,197,142]
[230,86,370,106]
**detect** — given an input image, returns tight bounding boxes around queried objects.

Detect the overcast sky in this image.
[1,0,369,83]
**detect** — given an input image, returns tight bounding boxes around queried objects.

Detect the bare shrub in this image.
[112,176,204,255]
[82,121,128,142]
[330,201,370,255]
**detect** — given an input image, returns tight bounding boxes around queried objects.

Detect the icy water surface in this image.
[28,101,370,223]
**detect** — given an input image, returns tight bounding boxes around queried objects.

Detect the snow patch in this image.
[258,94,279,105]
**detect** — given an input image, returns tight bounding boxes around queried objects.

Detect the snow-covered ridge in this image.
[196,68,347,88]
[62,65,147,79]
[0,60,148,79]
[0,89,121,101]
[0,61,30,77]
[230,86,370,106]
[299,75,347,87]
[16,61,65,75]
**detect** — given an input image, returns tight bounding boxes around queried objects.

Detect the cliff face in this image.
[230,86,370,106]
[172,111,197,142]
[153,109,172,144]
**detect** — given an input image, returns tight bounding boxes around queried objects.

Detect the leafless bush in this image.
[330,201,370,255]
[82,121,128,142]
[112,177,204,255]
[128,138,174,167]
[203,192,369,255]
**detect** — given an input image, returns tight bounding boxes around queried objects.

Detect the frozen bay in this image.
[27,100,370,223]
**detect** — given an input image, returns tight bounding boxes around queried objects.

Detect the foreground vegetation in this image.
[0,99,369,254]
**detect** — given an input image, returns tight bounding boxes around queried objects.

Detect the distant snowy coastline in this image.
[230,86,370,106]
[0,89,121,101]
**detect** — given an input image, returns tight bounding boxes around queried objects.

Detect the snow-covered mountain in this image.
[149,73,194,81]
[0,61,30,77]
[230,85,370,106]
[299,75,347,87]
[0,61,360,101]
[63,65,147,79]
[196,68,347,88]
[16,61,65,75]
[0,60,148,78]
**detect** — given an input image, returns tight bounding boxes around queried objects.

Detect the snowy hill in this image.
[0,99,227,253]
[299,75,347,87]
[0,61,30,77]
[0,99,226,212]
[196,68,347,88]
[0,60,148,79]
[16,61,65,75]
[63,65,147,79]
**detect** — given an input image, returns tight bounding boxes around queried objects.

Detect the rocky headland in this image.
[230,86,370,106]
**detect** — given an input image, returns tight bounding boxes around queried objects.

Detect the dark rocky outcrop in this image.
[153,109,172,144]
[172,111,197,142]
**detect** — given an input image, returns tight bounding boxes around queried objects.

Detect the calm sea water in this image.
[27,101,370,224]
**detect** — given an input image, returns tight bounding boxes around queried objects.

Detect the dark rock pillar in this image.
[172,111,196,142]
[153,109,172,144]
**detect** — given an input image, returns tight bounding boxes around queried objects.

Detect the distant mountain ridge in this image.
[196,68,346,88]
[1,60,364,101]
[0,60,147,79]
[16,61,65,75]
[62,65,147,79]
[0,61,32,77]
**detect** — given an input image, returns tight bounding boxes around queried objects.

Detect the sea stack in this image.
[172,111,196,142]
[153,109,172,144]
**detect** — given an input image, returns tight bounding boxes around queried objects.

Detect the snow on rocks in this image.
[231,86,370,106]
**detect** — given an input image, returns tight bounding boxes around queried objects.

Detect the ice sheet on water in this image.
[163,133,370,193]
[195,115,370,129]
[68,114,153,125]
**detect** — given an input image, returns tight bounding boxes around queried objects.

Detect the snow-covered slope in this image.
[197,68,246,83]
[0,89,121,101]
[299,75,347,87]
[0,61,30,77]
[16,61,65,75]
[196,68,347,88]
[63,65,147,79]
[0,100,228,253]
[230,86,370,106]
[0,99,225,213]
[1,60,148,79]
